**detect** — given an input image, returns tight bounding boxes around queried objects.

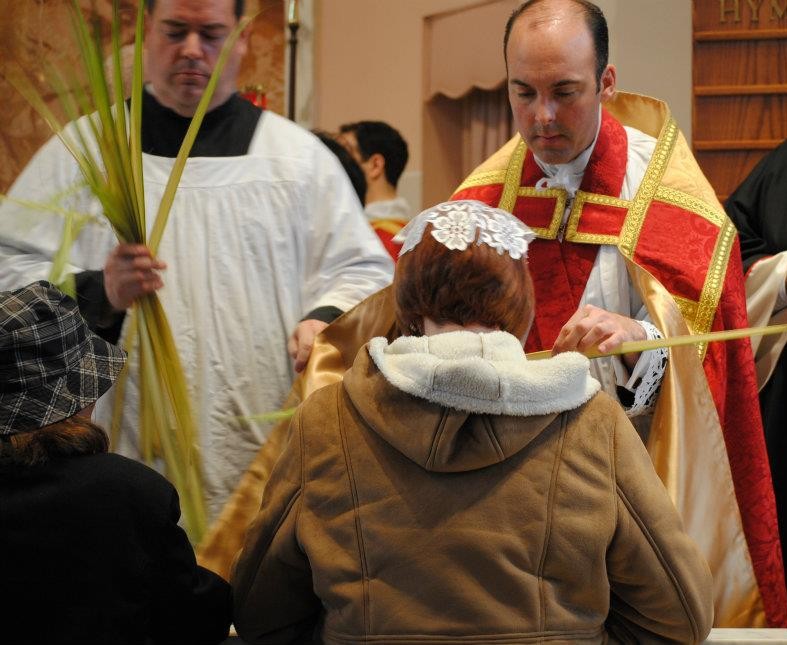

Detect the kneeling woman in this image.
[232,200,713,643]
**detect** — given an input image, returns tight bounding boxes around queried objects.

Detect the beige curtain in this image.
[460,85,514,177]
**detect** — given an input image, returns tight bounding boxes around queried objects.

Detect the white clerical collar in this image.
[533,105,603,196]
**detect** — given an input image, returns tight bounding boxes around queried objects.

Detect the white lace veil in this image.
[394,200,535,260]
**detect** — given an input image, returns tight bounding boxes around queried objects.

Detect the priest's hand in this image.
[104,243,167,311]
[288,319,329,373]
[552,304,646,370]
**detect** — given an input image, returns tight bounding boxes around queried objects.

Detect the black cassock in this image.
[726,139,787,577]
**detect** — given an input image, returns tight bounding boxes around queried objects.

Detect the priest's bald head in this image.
[503,0,617,165]
[144,0,250,117]
[504,0,608,87]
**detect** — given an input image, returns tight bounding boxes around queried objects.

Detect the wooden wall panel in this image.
[0,0,285,195]
[694,40,787,85]
[694,96,787,141]
[695,150,772,202]
[693,0,787,199]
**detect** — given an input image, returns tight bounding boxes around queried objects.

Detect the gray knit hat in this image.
[0,281,126,435]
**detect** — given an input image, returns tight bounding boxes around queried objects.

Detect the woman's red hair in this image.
[394,222,535,338]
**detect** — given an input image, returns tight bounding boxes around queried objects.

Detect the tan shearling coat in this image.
[232,332,713,644]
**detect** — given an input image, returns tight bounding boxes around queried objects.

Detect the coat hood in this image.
[342,331,600,473]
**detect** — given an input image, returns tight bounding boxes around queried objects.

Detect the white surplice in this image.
[0,110,394,521]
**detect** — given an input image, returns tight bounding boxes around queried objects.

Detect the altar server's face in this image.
[506,3,615,165]
[146,0,249,117]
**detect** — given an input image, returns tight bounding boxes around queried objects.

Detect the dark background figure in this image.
[725,138,787,578]
[313,129,368,206]
[0,281,232,645]
[315,128,409,260]
[338,120,412,259]
[337,120,411,220]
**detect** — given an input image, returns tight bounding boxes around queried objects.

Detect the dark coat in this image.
[0,452,231,645]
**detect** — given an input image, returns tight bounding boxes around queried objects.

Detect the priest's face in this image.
[505,3,615,165]
[145,0,249,117]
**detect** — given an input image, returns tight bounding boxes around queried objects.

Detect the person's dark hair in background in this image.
[338,121,409,188]
[503,0,608,88]
[314,130,368,205]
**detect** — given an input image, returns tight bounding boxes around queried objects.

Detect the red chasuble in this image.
[455,110,627,353]
[452,97,787,627]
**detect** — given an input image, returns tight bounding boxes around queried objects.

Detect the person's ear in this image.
[366,153,386,181]
[229,16,252,62]
[239,16,253,50]
[599,64,616,103]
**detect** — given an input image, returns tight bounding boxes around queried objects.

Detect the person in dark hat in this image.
[0,281,231,645]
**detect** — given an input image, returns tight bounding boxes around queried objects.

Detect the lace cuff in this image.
[623,320,668,417]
